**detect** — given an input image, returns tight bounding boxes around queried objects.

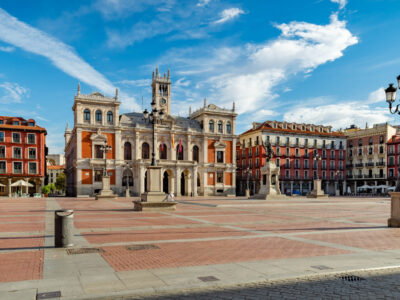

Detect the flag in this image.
[171,134,175,148]
[161,136,164,151]
[179,139,182,153]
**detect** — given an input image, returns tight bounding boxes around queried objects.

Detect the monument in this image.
[252,140,283,200]
[307,153,328,198]
[388,174,400,227]
[95,140,117,200]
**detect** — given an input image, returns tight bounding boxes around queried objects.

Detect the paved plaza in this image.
[0,195,400,299]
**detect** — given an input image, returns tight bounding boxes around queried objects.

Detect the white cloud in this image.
[0,8,117,97]
[175,77,191,87]
[197,0,212,7]
[331,0,347,9]
[367,87,385,104]
[0,82,29,103]
[0,45,14,52]
[214,8,244,24]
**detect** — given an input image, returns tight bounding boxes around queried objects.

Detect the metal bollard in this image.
[54,210,74,247]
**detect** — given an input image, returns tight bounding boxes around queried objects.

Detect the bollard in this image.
[54,210,74,247]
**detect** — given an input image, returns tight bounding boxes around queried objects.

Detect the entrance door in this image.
[163,171,169,194]
[180,172,185,196]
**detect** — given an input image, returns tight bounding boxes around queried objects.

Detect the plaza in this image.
[1,195,400,299]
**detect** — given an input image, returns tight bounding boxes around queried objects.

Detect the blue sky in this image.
[0,0,400,153]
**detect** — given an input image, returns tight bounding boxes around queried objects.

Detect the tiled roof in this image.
[48,165,65,170]
[0,116,46,132]
[387,135,400,144]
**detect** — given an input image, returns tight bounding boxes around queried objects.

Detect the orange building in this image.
[65,69,237,196]
[0,116,47,196]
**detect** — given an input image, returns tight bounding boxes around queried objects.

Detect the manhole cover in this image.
[340,275,365,282]
[66,248,104,255]
[311,265,333,270]
[37,291,61,299]
[198,276,219,282]
[126,244,160,251]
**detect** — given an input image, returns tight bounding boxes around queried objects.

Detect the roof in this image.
[0,116,46,133]
[48,165,65,170]
[241,122,344,138]
[387,135,400,144]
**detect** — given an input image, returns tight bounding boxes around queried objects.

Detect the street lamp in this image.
[385,78,400,191]
[313,154,322,180]
[100,140,112,176]
[143,101,165,166]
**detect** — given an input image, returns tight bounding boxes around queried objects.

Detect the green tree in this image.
[42,185,50,194]
[48,183,56,193]
[55,173,66,192]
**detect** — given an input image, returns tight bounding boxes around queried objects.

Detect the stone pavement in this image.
[0,195,400,299]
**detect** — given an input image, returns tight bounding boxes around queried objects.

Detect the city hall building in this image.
[65,69,237,197]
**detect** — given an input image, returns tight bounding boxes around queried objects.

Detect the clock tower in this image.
[152,68,171,115]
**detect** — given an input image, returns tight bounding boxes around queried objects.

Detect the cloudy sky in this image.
[0,0,399,153]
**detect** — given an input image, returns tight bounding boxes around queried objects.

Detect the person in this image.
[167,192,175,202]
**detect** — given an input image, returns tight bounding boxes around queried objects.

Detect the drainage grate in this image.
[311,265,333,270]
[198,276,220,282]
[37,291,61,299]
[340,275,365,282]
[66,248,104,255]
[126,244,160,251]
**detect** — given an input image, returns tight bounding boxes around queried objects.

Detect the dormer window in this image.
[28,122,34,126]
[13,121,19,125]
[0,120,3,124]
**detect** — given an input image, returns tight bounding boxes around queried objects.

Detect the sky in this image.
[1,0,400,154]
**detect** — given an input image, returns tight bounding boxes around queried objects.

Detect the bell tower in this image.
[151,68,171,115]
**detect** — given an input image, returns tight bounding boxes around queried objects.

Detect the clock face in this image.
[161,98,167,105]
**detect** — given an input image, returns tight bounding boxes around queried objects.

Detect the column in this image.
[186,173,192,196]
[176,168,181,196]
[290,181,293,195]
[115,130,121,161]
[193,168,198,197]
[300,181,303,195]
[308,181,312,192]
[77,129,82,159]
[354,181,356,194]
[335,181,338,195]
[139,166,145,195]
[7,178,11,197]
[343,180,347,195]
[24,177,29,194]
[187,135,191,161]
[135,132,140,160]
[203,137,208,163]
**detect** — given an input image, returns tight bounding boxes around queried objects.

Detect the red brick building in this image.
[0,116,47,196]
[237,121,347,196]
[387,135,400,185]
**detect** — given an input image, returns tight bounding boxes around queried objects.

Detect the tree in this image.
[55,173,66,192]
[48,183,56,193]
[42,185,50,195]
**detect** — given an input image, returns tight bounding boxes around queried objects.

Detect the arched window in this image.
[122,169,133,187]
[107,111,113,124]
[124,142,132,160]
[83,109,90,123]
[209,120,214,132]
[193,145,199,162]
[160,144,167,159]
[226,122,231,134]
[176,144,184,160]
[95,110,102,123]
[218,121,223,133]
[142,142,150,159]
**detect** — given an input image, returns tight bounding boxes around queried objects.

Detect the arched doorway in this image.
[163,171,169,194]
[122,169,133,188]
[144,171,148,192]
[197,172,201,187]
[180,172,185,196]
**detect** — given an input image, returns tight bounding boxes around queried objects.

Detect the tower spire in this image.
[77,83,80,96]
[204,97,207,108]
[115,88,119,101]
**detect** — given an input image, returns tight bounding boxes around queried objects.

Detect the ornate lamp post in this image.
[244,167,250,197]
[95,140,116,200]
[313,154,322,180]
[385,80,400,192]
[307,153,326,198]
[100,140,112,176]
[143,100,165,166]
[123,162,131,198]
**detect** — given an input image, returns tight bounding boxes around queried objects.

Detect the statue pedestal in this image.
[125,188,130,198]
[252,161,284,200]
[95,175,117,200]
[307,179,328,198]
[245,189,250,198]
[135,166,177,211]
[388,192,400,227]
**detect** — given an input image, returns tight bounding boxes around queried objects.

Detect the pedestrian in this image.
[167,192,175,202]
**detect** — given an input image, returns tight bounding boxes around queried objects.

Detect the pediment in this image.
[90,92,105,97]
[214,140,226,149]
[90,130,107,142]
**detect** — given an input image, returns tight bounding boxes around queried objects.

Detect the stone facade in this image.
[65,70,237,197]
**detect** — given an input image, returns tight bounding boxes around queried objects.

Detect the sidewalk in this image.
[0,196,398,299]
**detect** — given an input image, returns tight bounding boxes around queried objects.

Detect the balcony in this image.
[376,162,386,167]
[339,155,344,160]
[356,174,363,179]
[388,163,396,167]
[331,155,336,159]
[366,162,374,167]
[304,165,309,169]
[322,155,327,159]
[321,166,327,170]
[375,174,385,178]
[388,175,396,180]
[346,164,354,168]
[364,174,373,179]
[339,166,344,170]
[339,145,344,150]
[355,163,364,167]
[294,165,300,169]
[346,174,353,179]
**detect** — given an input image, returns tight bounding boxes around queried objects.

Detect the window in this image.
[0,161,5,173]
[0,120,3,124]
[331,141,335,148]
[28,122,34,126]
[256,169,259,179]
[304,159,309,168]
[276,158,280,166]
[389,156,395,166]
[295,170,299,179]
[217,121,223,133]
[160,143,167,160]
[209,120,214,132]
[193,146,199,162]
[295,159,299,168]
[27,133,35,144]
[313,170,317,179]
[226,122,231,134]
[95,145,103,159]
[28,162,37,174]
[95,110,102,123]
[107,111,113,124]
[369,137,373,145]
[286,147,290,156]
[358,148,362,156]
[304,170,308,179]
[124,142,132,160]
[176,145,184,160]
[142,143,150,159]
[314,139,317,147]
[285,170,290,179]
[84,109,90,123]
[358,139,362,146]
[12,133,20,143]
[217,151,224,163]
[313,149,317,156]
[331,150,335,158]
[255,146,259,156]
[285,158,290,168]
[94,170,102,182]
[0,146,5,158]
[330,161,335,168]
[379,146,384,154]
[368,147,373,155]
[276,136,280,144]
[13,162,22,174]
[28,148,36,159]
[13,121,19,125]
[256,158,259,167]
[380,136,384,143]
[217,172,223,183]
[295,148,299,156]
[0,132,4,142]
[13,147,22,159]
[276,147,280,156]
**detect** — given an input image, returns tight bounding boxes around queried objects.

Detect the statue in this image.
[262,139,274,162]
